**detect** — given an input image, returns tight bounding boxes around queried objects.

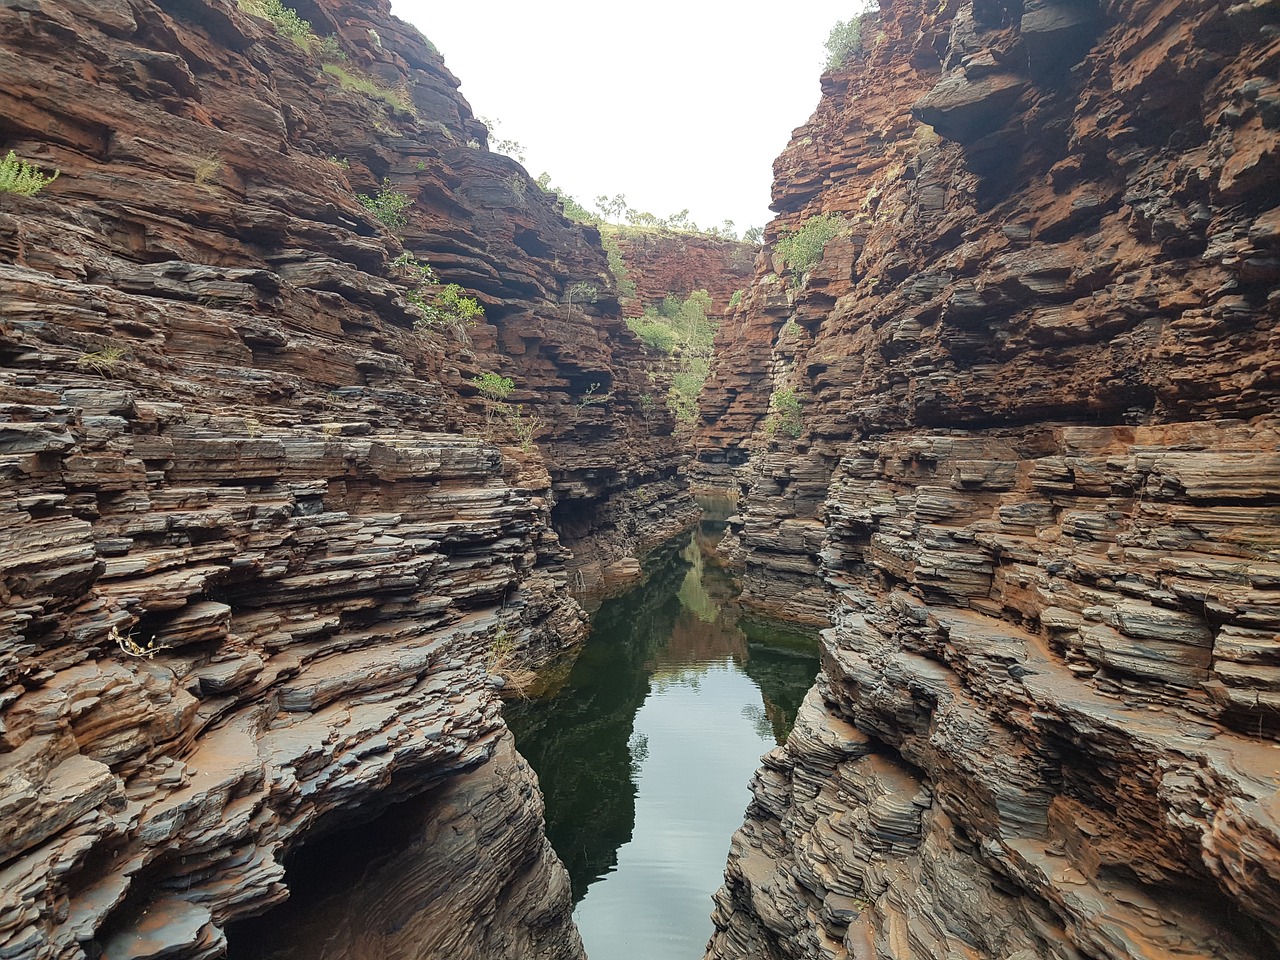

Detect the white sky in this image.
[390,1,868,233]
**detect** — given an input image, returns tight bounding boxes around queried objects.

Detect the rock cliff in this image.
[703,0,1280,958]
[0,1,688,956]
[608,228,757,318]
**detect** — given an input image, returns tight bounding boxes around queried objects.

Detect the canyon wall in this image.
[0,0,690,956]
[703,0,1280,958]
[608,228,757,318]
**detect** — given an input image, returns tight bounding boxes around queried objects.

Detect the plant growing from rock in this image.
[237,0,312,43]
[193,154,222,186]
[506,405,543,455]
[473,371,515,402]
[0,150,59,195]
[577,382,614,409]
[774,213,846,276]
[625,290,716,426]
[75,347,126,375]
[358,179,413,228]
[563,281,599,318]
[765,386,803,438]
[111,625,169,660]
[823,6,879,71]
[323,63,415,113]
[601,233,637,299]
[392,253,485,332]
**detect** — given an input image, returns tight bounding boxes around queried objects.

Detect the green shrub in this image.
[317,34,347,62]
[239,0,312,41]
[767,387,803,438]
[774,213,845,275]
[411,283,484,331]
[358,179,412,229]
[621,290,718,426]
[473,372,514,401]
[627,315,678,354]
[0,151,59,196]
[729,289,745,309]
[391,253,484,331]
[602,233,637,299]
[824,8,880,71]
[824,18,863,70]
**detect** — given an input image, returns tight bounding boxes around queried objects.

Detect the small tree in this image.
[563,281,599,317]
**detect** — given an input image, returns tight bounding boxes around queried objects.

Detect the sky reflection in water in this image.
[507,512,820,960]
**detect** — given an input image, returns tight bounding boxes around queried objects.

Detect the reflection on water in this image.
[506,505,820,960]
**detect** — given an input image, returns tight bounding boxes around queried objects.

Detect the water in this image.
[506,506,821,960]
[225,505,820,960]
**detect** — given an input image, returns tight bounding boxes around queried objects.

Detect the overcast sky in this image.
[390,1,870,234]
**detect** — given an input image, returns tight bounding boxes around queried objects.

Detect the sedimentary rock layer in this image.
[0,0,685,956]
[609,228,757,318]
[705,0,1280,957]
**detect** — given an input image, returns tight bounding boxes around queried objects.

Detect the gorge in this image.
[1,1,1278,960]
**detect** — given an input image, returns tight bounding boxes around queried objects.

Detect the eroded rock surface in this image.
[704,0,1280,957]
[0,0,690,957]
[609,229,757,318]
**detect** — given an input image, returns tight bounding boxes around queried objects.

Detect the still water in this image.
[507,505,821,959]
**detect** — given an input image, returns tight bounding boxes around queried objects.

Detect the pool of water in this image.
[506,510,821,960]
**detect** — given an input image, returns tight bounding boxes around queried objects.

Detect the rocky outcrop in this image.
[608,228,757,318]
[0,0,689,957]
[226,732,583,960]
[705,0,1280,958]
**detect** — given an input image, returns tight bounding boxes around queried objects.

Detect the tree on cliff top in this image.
[824,3,881,71]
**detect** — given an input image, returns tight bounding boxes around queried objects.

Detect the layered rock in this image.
[0,0,690,956]
[705,0,1280,957]
[608,228,758,318]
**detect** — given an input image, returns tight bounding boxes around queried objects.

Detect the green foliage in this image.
[824,18,863,70]
[0,151,59,196]
[774,213,846,275]
[358,179,412,229]
[391,253,485,332]
[504,404,543,455]
[729,289,745,309]
[412,283,484,331]
[602,233,637,299]
[473,372,514,401]
[624,290,717,426]
[317,34,347,62]
[478,117,527,163]
[742,225,765,246]
[766,387,803,438]
[536,173,602,225]
[239,0,312,40]
[322,64,413,112]
[627,315,679,353]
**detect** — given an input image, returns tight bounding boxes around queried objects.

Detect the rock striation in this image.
[0,1,690,957]
[608,228,758,318]
[704,0,1280,958]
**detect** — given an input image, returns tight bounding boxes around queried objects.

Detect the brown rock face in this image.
[703,0,1280,958]
[609,229,757,317]
[0,0,689,957]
